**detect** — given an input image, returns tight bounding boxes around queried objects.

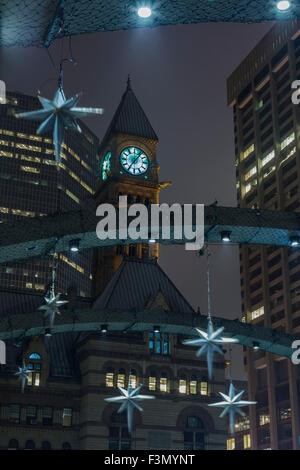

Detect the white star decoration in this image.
[183,320,239,379]
[39,289,68,329]
[15,361,31,393]
[105,384,155,433]
[16,86,104,162]
[208,382,257,434]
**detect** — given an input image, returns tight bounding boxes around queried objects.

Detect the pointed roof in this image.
[93,257,195,313]
[100,77,158,149]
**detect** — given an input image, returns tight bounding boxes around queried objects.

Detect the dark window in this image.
[42,406,53,426]
[26,405,37,425]
[41,441,51,450]
[271,45,288,68]
[62,442,72,450]
[254,65,269,88]
[25,440,35,450]
[269,268,282,282]
[184,416,206,450]
[8,439,19,450]
[109,412,131,450]
[9,404,20,424]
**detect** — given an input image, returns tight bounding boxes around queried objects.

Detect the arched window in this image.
[25,440,35,450]
[184,416,206,450]
[179,375,187,394]
[106,368,114,387]
[117,369,126,388]
[190,376,197,395]
[129,369,137,389]
[28,353,42,387]
[41,441,51,450]
[160,373,169,392]
[148,371,156,391]
[8,439,19,450]
[109,411,131,450]
[62,442,72,450]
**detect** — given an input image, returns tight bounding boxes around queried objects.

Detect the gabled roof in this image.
[93,257,195,313]
[100,77,158,149]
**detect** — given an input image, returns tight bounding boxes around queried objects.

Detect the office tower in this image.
[227,20,300,449]
[0,91,99,297]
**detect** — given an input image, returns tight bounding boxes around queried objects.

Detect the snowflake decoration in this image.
[208,382,257,434]
[16,86,104,162]
[39,289,68,329]
[105,384,155,433]
[183,320,238,379]
[15,360,31,393]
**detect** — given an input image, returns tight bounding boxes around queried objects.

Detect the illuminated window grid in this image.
[200,381,208,396]
[106,372,114,387]
[148,376,156,391]
[160,377,169,392]
[243,434,251,449]
[117,373,126,389]
[129,374,137,389]
[227,438,235,450]
[179,379,187,394]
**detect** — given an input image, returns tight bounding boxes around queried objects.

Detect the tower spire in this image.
[127,74,132,90]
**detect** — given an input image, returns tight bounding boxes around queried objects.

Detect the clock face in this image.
[120,147,149,175]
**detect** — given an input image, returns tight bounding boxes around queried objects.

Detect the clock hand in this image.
[128,154,140,171]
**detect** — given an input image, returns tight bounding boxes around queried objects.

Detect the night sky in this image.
[1,21,274,378]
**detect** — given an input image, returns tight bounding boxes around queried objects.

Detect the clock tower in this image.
[92,77,169,297]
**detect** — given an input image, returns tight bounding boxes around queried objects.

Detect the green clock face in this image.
[102,151,111,180]
[120,147,149,175]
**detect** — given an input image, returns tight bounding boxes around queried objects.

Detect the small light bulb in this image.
[138,6,152,18]
[277,1,291,11]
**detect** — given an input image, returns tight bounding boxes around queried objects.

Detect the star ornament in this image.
[15,361,31,393]
[183,320,239,379]
[39,289,68,328]
[104,384,155,434]
[208,383,257,434]
[16,87,104,162]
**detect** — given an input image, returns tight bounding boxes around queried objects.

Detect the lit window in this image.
[148,374,156,391]
[27,353,42,387]
[160,376,168,392]
[148,332,169,355]
[129,371,137,389]
[245,183,252,194]
[200,380,208,396]
[249,306,264,321]
[106,370,114,387]
[16,143,41,152]
[282,146,296,163]
[179,376,187,394]
[279,408,291,420]
[244,166,257,181]
[241,144,255,161]
[190,377,197,395]
[227,438,235,450]
[62,408,72,427]
[117,370,126,388]
[259,414,270,425]
[243,434,251,449]
[281,132,295,151]
[256,100,263,110]
[262,150,275,166]
[20,165,40,174]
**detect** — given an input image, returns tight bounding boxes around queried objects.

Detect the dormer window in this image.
[27,353,42,387]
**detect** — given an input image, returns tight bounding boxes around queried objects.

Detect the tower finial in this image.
[127,74,132,90]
